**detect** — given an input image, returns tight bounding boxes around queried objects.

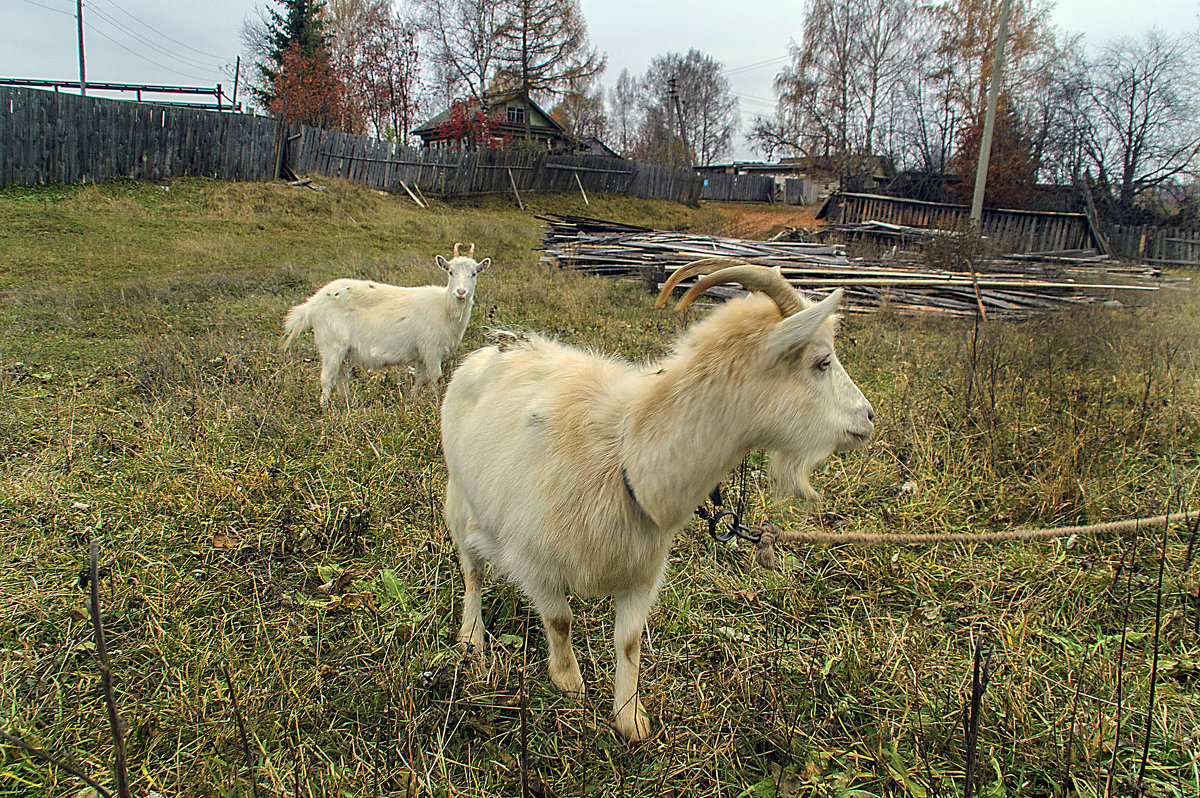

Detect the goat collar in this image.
[621,465,642,510]
[619,427,649,519]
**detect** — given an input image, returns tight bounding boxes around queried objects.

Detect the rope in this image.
[751,509,1200,570]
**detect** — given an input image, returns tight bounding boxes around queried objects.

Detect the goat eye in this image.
[816,357,831,372]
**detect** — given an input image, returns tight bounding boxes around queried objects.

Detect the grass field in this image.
[1,177,1198,797]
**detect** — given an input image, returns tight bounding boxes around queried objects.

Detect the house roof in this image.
[411,91,565,138]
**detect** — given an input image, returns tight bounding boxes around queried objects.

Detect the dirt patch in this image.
[700,201,824,240]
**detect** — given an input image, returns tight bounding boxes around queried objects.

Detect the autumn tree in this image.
[946,94,1039,207]
[268,43,351,128]
[327,0,424,140]
[432,100,508,149]
[251,0,342,115]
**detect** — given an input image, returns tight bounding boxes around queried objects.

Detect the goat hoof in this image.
[550,667,585,698]
[612,702,652,742]
[457,635,485,660]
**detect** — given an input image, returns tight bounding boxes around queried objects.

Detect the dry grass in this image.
[0,178,1198,797]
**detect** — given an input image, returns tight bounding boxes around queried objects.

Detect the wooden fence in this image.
[2,85,704,205]
[1,85,281,185]
[698,172,775,202]
[289,126,701,204]
[1108,224,1200,266]
[818,192,1103,253]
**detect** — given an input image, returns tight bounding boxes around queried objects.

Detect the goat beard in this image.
[768,450,823,503]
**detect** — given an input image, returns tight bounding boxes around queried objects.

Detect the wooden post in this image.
[273,94,288,180]
[507,167,524,210]
[574,171,589,206]
[412,181,430,206]
[398,179,425,207]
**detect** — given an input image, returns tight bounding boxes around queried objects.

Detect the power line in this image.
[735,92,779,109]
[87,5,226,72]
[91,0,227,61]
[19,0,74,16]
[84,21,214,82]
[723,56,790,77]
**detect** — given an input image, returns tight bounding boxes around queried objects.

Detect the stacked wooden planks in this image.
[538,214,1175,318]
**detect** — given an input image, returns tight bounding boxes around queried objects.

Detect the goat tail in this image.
[281,300,314,350]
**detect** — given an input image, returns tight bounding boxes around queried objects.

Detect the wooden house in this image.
[411,91,575,152]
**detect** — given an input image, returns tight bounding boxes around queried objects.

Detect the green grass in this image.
[1,177,1198,797]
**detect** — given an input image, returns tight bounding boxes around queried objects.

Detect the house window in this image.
[506,105,526,125]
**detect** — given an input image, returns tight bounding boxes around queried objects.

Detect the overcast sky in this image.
[5,0,1199,158]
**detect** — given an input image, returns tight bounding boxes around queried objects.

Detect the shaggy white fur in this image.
[440,262,873,741]
[283,248,490,407]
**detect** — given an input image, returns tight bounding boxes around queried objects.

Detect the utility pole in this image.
[76,0,86,96]
[666,77,678,168]
[673,91,690,168]
[232,55,241,110]
[969,0,1012,227]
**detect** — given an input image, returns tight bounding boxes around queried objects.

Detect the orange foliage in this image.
[268,44,353,130]
[947,95,1039,209]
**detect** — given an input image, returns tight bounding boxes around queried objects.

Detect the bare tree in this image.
[606,68,643,156]
[1080,30,1200,211]
[641,50,738,166]
[493,0,605,141]
[550,75,607,141]
[417,0,505,101]
[762,0,912,176]
[894,12,967,173]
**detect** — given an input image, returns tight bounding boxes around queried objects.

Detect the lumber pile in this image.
[537,214,1177,319]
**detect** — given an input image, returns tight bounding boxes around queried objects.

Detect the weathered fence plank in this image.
[699,172,775,203]
[2,85,707,205]
[819,192,1105,254]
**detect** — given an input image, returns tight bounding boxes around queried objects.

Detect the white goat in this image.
[283,244,491,407]
[440,259,874,741]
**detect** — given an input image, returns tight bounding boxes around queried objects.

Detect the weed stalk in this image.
[962,632,992,798]
[1135,510,1172,795]
[1059,651,1089,798]
[224,664,261,798]
[88,539,131,798]
[0,728,114,798]
[1104,533,1138,798]
[519,667,530,798]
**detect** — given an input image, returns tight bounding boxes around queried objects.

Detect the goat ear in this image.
[765,288,843,357]
[436,255,451,271]
[474,257,491,273]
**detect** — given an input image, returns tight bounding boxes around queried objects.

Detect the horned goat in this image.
[439,259,874,741]
[283,244,490,407]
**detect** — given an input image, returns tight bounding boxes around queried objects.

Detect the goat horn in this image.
[653,257,751,308]
[453,243,462,257]
[674,264,804,316]
[468,243,475,258]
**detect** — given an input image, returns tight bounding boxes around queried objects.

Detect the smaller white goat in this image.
[283,244,490,407]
